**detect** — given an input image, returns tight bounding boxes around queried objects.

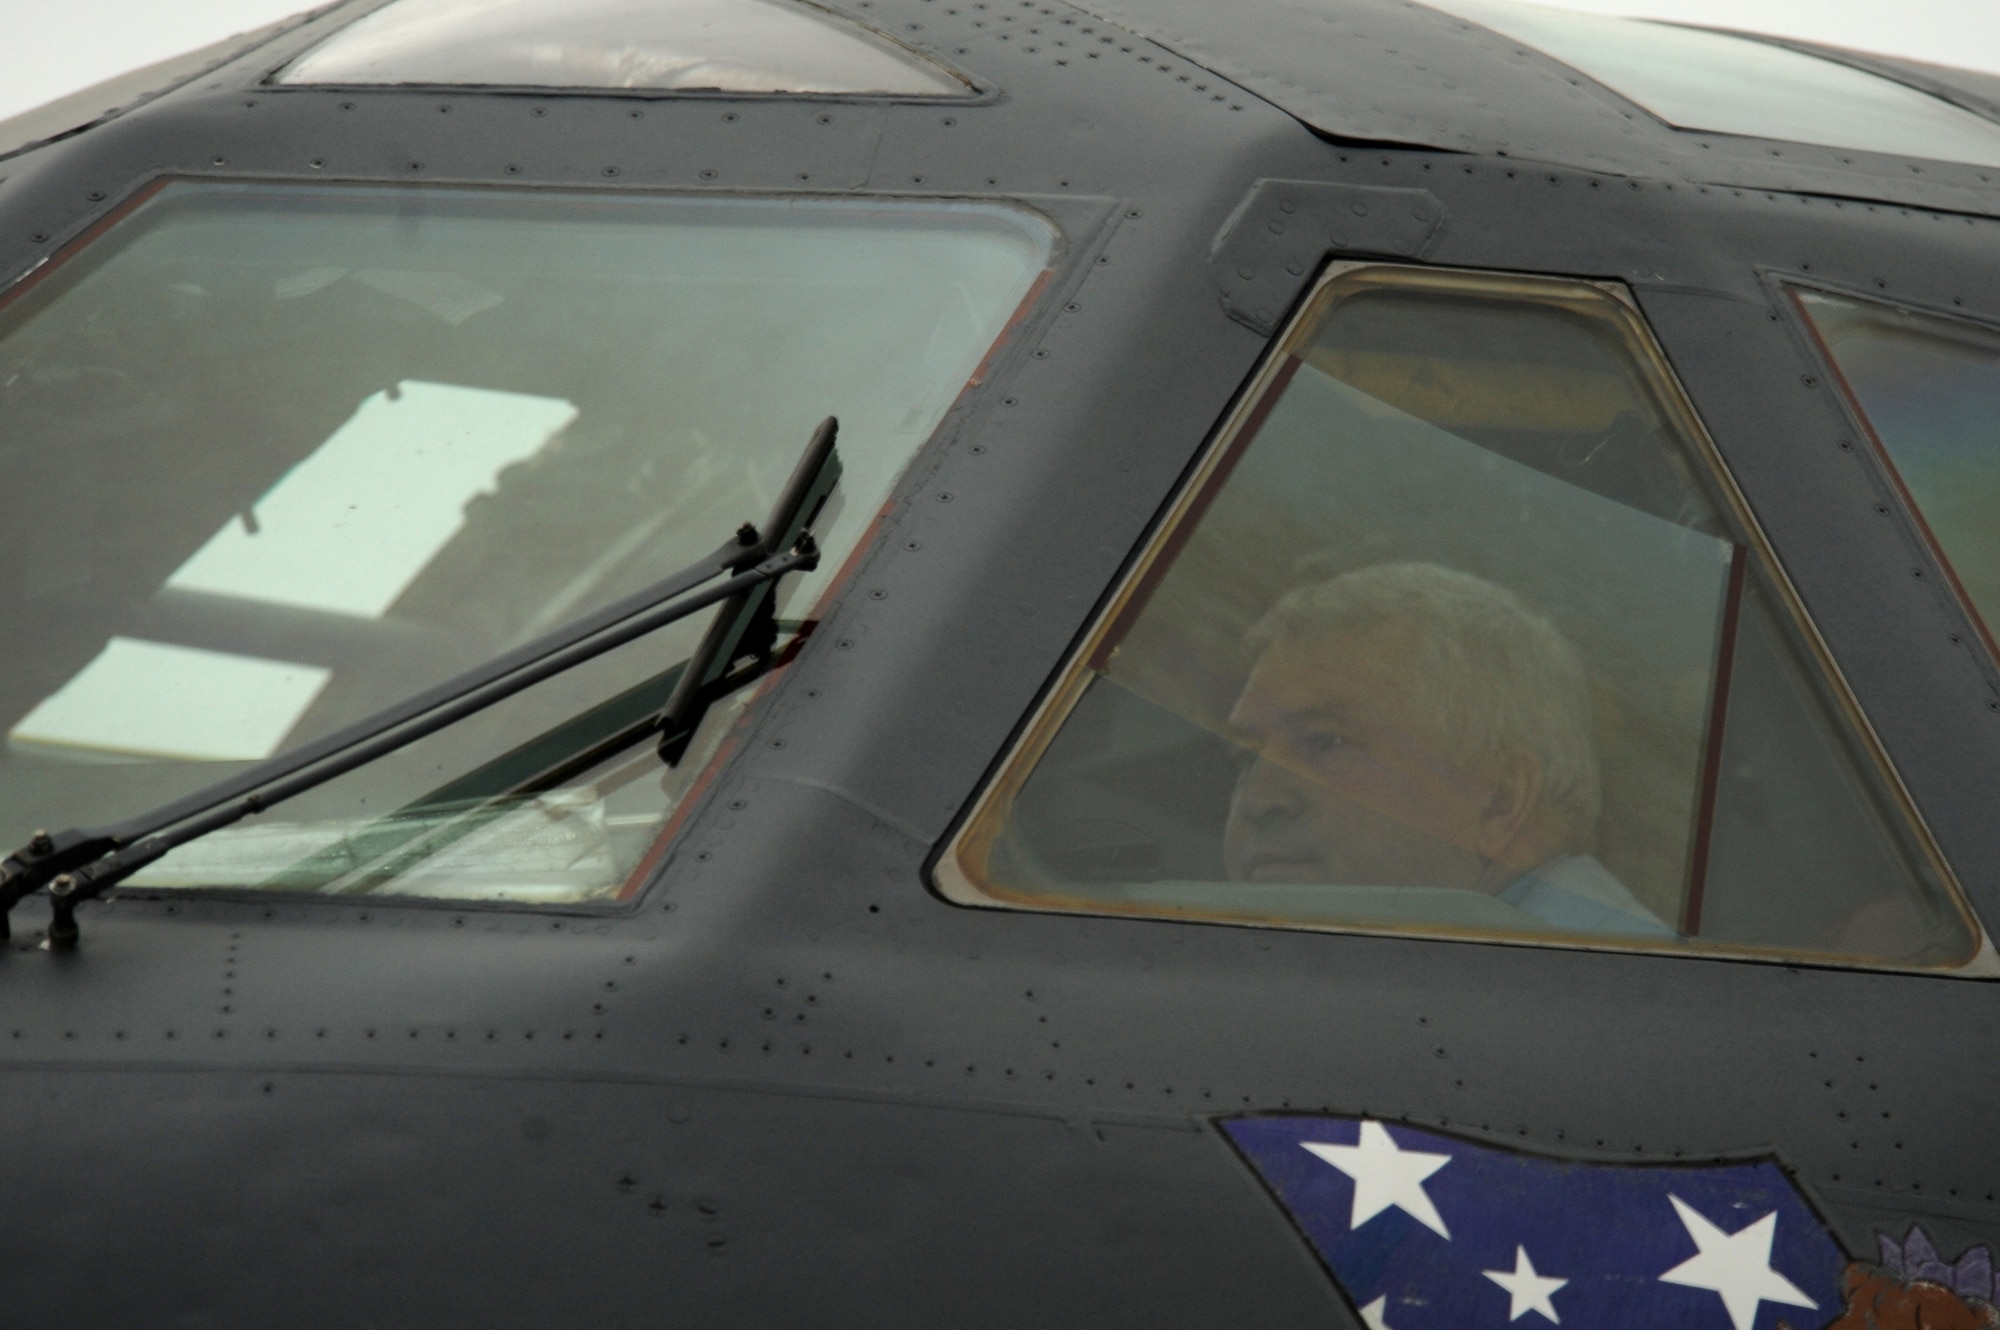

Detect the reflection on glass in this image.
[276,0,970,96]
[10,637,331,761]
[1796,290,2000,650]
[1425,0,2000,169]
[0,183,1050,901]
[948,267,1976,968]
[168,381,578,618]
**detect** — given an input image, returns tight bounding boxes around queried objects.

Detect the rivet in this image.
[699,168,718,180]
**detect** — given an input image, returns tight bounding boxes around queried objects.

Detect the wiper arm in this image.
[659,404,843,763]
[0,417,844,947]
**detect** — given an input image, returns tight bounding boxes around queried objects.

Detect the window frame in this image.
[1786,279,2000,677]
[935,260,1994,975]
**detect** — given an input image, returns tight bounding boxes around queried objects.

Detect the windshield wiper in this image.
[0,417,844,948]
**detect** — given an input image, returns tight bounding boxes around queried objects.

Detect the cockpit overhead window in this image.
[1422,0,2000,170]
[938,264,1984,973]
[1795,290,2000,659]
[274,0,972,96]
[0,182,1051,902]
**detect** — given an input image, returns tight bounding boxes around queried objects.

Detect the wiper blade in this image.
[0,417,843,947]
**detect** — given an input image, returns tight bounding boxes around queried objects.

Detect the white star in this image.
[1658,1194,1818,1330]
[1483,1245,1568,1323]
[1357,1294,1394,1329]
[1301,1120,1452,1238]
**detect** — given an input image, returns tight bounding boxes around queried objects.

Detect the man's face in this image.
[1222,620,1500,890]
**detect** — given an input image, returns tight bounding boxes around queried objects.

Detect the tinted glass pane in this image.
[0,182,1048,901]
[947,267,1975,969]
[277,0,969,95]
[1797,290,2000,649]
[1427,0,2000,169]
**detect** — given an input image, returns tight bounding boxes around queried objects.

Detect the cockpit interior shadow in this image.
[1003,678,1236,887]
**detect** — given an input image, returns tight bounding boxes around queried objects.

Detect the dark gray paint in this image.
[1210,177,1445,334]
[1,0,1997,1323]
[1075,0,2000,214]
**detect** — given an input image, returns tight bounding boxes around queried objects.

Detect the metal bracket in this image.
[1209,179,1447,335]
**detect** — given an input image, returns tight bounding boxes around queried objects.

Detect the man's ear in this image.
[1477,750,1545,864]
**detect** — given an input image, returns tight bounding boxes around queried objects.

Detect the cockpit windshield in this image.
[0,182,1050,902]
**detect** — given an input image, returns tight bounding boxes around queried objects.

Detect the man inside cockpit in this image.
[1222,561,1671,938]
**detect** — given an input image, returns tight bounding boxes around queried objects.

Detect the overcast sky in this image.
[1,0,1997,124]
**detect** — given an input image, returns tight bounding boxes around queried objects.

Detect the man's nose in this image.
[1233,756,1306,826]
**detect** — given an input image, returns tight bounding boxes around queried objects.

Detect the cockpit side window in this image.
[1794,289,2000,664]
[0,182,1052,904]
[1422,0,2000,171]
[939,264,1982,972]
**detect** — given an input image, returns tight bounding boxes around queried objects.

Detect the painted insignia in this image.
[1223,1115,1882,1329]
[1819,1226,2000,1330]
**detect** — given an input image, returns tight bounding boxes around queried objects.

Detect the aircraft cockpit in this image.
[3,0,1999,1323]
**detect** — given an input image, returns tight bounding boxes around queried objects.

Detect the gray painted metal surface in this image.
[0,0,1996,1323]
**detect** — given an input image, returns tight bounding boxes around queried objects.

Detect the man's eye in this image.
[1300,729,1348,753]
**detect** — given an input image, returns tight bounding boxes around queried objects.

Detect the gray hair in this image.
[1246,561,1602,839]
